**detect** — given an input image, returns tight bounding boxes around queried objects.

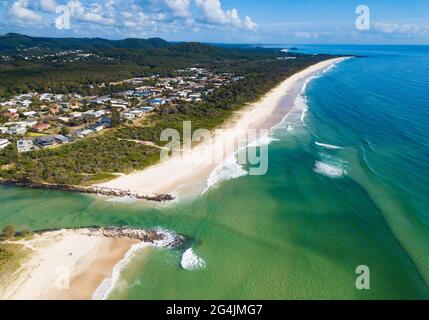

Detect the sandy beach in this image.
[97,58,348,198]
[0,230,138,300]
[0,227,184,300]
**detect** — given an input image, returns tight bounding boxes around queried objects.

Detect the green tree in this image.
[20,227,30,237]
[60,126,70,135]
[111,109,122,127]
[2,225,16,239]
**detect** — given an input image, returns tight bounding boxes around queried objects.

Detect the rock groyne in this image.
[0,179,175,202]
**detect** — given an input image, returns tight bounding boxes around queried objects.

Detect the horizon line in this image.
[1,32,429,47]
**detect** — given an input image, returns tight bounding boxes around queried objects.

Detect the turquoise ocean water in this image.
[1,45,428,299]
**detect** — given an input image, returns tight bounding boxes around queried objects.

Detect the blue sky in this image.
[1,0,429,44]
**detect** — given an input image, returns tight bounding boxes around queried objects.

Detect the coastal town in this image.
[0,67,241,153]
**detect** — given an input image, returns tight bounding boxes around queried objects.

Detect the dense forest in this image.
[0,34,338,185]
[0,34,292,98]
[0,33,172,52]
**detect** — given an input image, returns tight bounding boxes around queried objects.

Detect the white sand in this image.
[97,58,347,198]
[0,230,137,300]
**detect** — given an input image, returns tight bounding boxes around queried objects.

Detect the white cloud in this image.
[66,0,115,26]
[82,12,115,26]
[194,0,257,30]
[5,0,258,39]
[294,31,319,39]
[40,0,58,13]
[374,22,423,35]
[165,0,191,17]
[243,16,257,31]
[11,0,43,24]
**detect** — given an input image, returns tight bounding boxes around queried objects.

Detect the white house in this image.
[0,127,8,134]
[17,139,33,153]
[131,109,144,118]
[78,129,93,137]
[0,139,10,150]
[122,112,135,121]
[141,106,155,113]
[22,111,37,118]
[9,125,27,135]
[70,112,82,118]
[58,116,70,123]
[189,93,202,99]
[24,120,38,128]
[90,124,104,132]
[148,98,166,106]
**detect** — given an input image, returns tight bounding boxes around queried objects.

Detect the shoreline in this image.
[0,57,348,202]
[97,57,349,199]
[0,227,184,300]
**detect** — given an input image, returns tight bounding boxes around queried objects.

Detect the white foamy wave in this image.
[248,134,279,147]
[292,93,309,126]
[181,248,206,271]
[202,154,248,194]
[105,196,136,203]
[300,108,308,125]
[295,61,347,127]
[314,161,347,178]
[287,124,294,133]
[152,228,181,248]
[322,63,337,74]
[322,58,350,74]
[92,241,149,300]
[315,142,343,150]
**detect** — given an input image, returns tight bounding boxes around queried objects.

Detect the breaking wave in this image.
[202,59,347,193]
[202,131,279,194]
[181,248,206,271]
[105,196,136,204]
[314,161,347,178]
[315,141,343,150]
[297,60,344,126]
[202,153,248,194]
[248,134,279,147]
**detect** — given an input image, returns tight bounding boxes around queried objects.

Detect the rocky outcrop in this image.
[0,179,175,202]
[30,226,185,249]
[80,227,185,248]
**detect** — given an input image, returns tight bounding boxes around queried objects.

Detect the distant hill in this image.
[0,33,172,52]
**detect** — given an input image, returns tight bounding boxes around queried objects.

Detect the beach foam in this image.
[105,196,136,203]
[202,153,248,194]
[248,133,279,147]
[315,141,343,150]
[297,95,309,125]
[314,161,347,178]
[295,76,313,126]
[181,248,206,271]
[296,60,344,127]
[92,241,149,300]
